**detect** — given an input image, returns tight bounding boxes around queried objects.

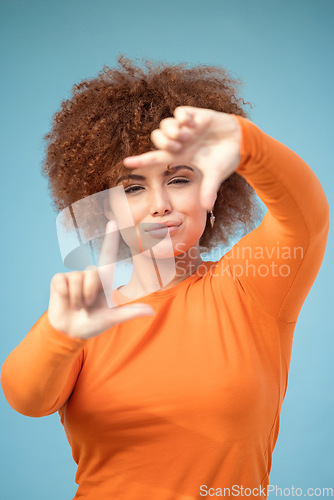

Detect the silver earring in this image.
[209,210,215,228]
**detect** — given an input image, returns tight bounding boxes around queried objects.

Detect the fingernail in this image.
[107,220,117,232]
[185,112,196,127]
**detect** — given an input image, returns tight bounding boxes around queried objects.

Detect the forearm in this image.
[1,312,85,417]
[232,114,330,238]
[227,115,329,322]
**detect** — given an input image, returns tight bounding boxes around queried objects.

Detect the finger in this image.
[123,149,174,168]
[159,117,181,139]
[82,268,101,307]
[108,303,155,325]
[151,129,182,152]
[50,273,69,298]
[82,303,156,338]
[200,170,222,211]
[174,106,197,127]
[159,117,190,141]
[97,220,120,307]
[67,272,84,310]
[99,220,119,268]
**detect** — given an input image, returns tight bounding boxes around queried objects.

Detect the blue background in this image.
[0,0,333,498]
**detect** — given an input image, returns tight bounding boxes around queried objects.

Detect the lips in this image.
[144,221,182,232]
[142,221,182,238]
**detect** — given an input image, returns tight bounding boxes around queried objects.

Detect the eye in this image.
[124,185,145,194]
[168,177,190,185]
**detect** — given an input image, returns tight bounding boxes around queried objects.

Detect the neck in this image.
[118,245,203,299]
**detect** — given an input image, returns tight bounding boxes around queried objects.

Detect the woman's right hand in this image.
[47,221,155,340]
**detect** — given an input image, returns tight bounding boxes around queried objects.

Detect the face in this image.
[110,164,208,257]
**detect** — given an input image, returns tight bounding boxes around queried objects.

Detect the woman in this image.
[1,57,329,499]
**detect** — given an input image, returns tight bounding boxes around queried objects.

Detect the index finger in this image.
[99,220,119,267]
[123,149,174,168]
[97,220,120,308]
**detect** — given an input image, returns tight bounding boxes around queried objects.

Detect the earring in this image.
[209,210,215,228]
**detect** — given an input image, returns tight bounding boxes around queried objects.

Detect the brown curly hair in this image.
[42,56,263,254]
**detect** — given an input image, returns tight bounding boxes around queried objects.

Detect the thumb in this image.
[103,303,155,328]
[200,170,221,211]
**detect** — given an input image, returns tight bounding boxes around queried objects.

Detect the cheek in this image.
[119,226,142,254]
[127,200,146,225]
[108,188,139,228]
[176,203,207,252]
[188,202,208,230]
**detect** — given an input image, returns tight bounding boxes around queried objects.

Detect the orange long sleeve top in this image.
[1,115,329,500]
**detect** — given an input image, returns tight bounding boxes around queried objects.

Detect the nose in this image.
[149,187,172,216]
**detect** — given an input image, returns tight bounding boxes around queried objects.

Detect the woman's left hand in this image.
[123,106,242,210]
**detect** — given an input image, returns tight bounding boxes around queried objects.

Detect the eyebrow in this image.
[116,165,194,184]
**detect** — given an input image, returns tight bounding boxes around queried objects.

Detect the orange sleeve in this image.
[226,115,330,323]
[0,312,86,417]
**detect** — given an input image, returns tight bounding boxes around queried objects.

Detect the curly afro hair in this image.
[42,56,262,253]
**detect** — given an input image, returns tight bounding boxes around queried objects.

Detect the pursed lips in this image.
[143,221,182,235]
[145,221,181,230]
